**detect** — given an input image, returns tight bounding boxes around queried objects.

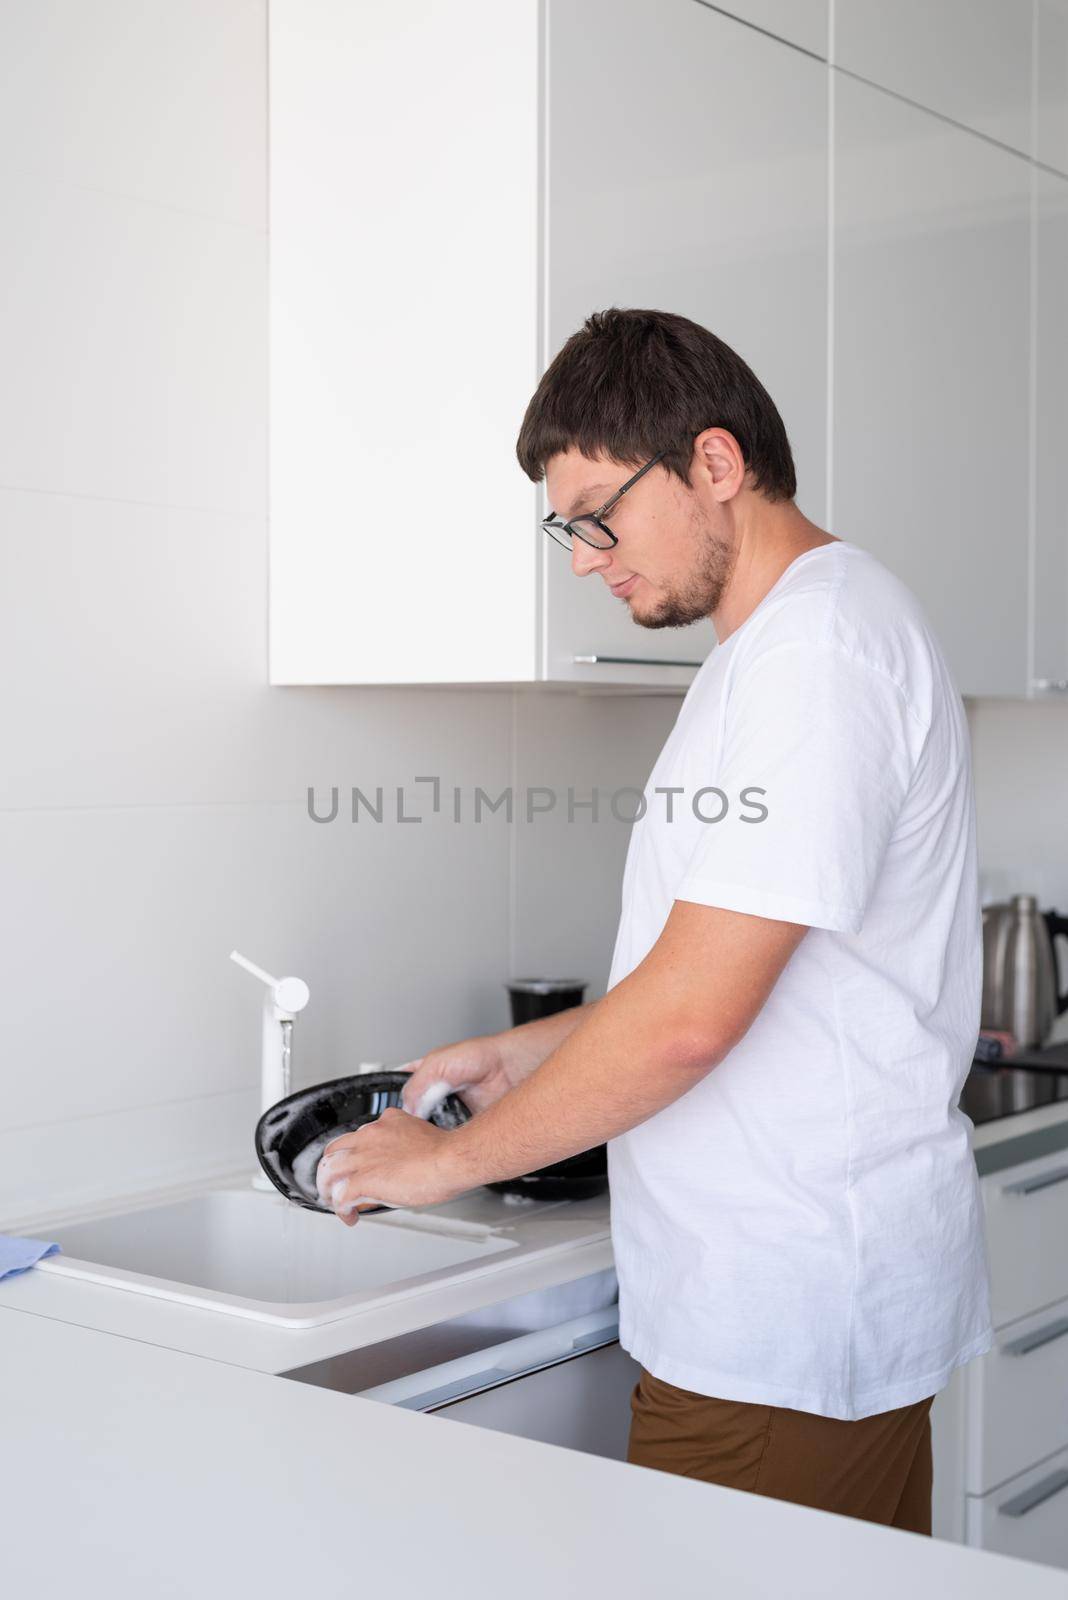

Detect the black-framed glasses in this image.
[541,451,666,551]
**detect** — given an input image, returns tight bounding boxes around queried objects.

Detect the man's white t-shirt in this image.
[606,538,993,1422]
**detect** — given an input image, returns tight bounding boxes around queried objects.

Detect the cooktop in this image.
[961,1040,1068,1127]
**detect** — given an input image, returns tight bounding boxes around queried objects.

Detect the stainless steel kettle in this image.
[981,895,1068,1048]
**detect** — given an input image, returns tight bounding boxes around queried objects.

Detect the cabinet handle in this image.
[998,1467,1068,1518]
[1003,1316,1068,1358]
[573,653,704,668]
[1003,1163,1068,1196]
[1031,678,1068,693]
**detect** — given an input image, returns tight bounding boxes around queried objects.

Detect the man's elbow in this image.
[657,1023,735,1080]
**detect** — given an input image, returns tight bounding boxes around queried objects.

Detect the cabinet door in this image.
[712,0,828,57]
[833,0,1034,157]
[965,1294,1068,1495]
[982,1146,1068,1329]
[1032,170,1068,696]
[435,1343,641,1460]
[966,1442,1068,1567]
[268,0,541,685]
[1037,0,1068,175]
[833,76,1030,696]
[543,0,828,685]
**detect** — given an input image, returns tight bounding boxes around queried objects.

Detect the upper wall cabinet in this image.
[832,75,1032,697]
[268,0,827,687]
[1032,170,1068,694]
[1037,0,1068,174]
[833,0,1034,158]
[710,1,828,57]
[541,0,827,685]
[269,0,540,688]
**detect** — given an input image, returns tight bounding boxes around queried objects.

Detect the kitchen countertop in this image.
[6,1099,1068,1595]
[4,1298,1067,1599]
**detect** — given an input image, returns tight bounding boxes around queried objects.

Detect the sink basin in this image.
[38,1186,519,1328]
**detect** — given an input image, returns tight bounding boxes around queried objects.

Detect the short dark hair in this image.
[516,307,796,502]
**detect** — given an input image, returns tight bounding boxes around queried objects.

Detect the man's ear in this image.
[692,427,747,502]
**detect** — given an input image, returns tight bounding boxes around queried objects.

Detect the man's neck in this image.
[712,502,838,642]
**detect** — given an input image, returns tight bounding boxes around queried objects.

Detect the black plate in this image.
[255,1070,610,1212]
[254,1071,469,1214]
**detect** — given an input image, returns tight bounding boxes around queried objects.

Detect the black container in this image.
[496,976,608,1201]
[506,978,587,1025]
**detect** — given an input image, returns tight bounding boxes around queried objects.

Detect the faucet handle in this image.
[273,976,310,1014]
[230,949,310,1014]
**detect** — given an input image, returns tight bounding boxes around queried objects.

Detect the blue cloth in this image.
[0,1235,60,1280]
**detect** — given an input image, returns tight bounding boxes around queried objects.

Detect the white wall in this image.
[0,2,678,1227]
[967,698,1068,1042]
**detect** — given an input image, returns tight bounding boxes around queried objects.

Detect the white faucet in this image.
[230,950,310,1189]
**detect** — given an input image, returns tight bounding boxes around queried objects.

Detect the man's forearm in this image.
[443,903,806,1191]
[502,997,601,1082]
[446,973,711,1188]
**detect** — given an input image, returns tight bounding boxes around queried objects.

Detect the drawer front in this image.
[435,1342,641,1461]
[966,1295,1068,1493]
[966,1443,1068,1569]
[982,1150,1068,1327]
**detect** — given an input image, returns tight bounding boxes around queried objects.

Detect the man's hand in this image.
[317,1109,466,1226]
[400,1033,516,1118]
[401,1002,593,1118]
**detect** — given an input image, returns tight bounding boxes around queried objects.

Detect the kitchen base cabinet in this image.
[432,1341,641,1461]
[981,1144,1068,1329]
[966,1444,1068,1568]
[941,1113,1068,1568]
[931,1370,967,1544]
[964,1294,1068,1495]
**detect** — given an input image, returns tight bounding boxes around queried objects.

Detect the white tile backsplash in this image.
[967,698,1068,911]
[0,172,266,517]
[0,0,267,230]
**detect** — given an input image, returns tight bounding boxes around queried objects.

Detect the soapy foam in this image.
[414,1081,451,1120]
[288,1079,458,1212]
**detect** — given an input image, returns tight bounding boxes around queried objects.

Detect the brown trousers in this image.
[627,1368,934,1534]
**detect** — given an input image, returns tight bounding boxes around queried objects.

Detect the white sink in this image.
[38,1186,519,1328]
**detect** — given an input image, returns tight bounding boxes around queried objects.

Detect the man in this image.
[319,307,993,1534]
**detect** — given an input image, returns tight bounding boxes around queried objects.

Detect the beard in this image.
[635,518,736,630]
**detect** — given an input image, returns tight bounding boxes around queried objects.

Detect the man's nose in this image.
[571,538,612,579]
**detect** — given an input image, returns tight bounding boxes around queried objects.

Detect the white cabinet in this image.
[964,1295,1068,1496]
[268,0,541,688]
[951,1124,1068,1569]
[1037,1,1068,174]
[268,0,827,688]
[833,0,1034,157]
[710,0,828,57]
[982,1144,1068,1328]
[1032,170,1068,696]
[832,74,1031,697]
[541,0,827,684]
[966,1443,1068,1568]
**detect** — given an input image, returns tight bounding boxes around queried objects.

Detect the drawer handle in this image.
[1003,1316,1068,1358]
[572,654,704,668]
[998,1467,1068,1518]
[1003,1163,1068,1196]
